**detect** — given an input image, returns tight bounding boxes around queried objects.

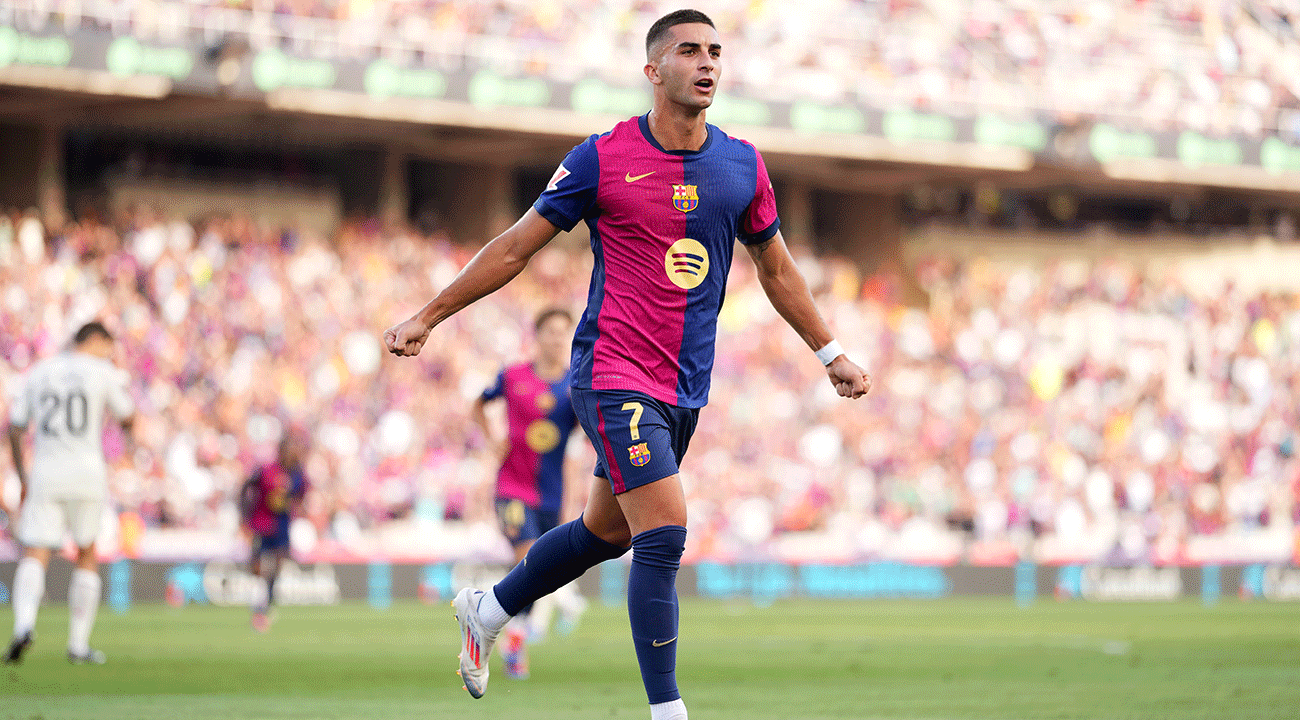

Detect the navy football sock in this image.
[261,568,279,613]
[628,525,687,705]
[493,517,629,616]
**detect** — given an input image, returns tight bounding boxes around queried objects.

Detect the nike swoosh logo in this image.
[651,637,677,647]
[625,171,656,183]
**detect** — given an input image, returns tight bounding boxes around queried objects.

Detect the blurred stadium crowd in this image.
[2,205,1298,565]
[10,0,1300,138]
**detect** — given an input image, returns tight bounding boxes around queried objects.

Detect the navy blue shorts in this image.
[495,499,561,546]
[253,532,290,554]
[571,388,700,494]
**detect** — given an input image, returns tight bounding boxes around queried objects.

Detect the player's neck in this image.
[533,358,566,381]
[647,105,707,152]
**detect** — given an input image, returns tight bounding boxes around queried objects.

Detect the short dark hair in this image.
[535,307,573,331]
[73,321,113,345]
[645,9,716,59]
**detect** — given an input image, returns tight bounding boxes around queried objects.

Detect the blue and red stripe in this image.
[594,398,626,494]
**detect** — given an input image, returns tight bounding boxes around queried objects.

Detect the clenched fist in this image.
[384,318,431,357]
[826,356,872,399]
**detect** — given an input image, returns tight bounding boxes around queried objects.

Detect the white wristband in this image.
[814,340,844,366]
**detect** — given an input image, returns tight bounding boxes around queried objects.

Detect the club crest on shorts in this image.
[628,442,651,466]
[672,184,698,213]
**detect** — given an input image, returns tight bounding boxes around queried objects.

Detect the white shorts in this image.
[16,497,104,549]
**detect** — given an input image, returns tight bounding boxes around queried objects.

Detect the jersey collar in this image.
[638,113,714,156]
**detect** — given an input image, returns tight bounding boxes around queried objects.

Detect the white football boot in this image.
[453,588,500,699]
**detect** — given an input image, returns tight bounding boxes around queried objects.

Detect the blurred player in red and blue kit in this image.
[472,307,587,679]
[386,9,871,720]
[240,428,310,632]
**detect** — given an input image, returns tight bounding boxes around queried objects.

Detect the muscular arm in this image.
[745,232,835,353]
[470,396,491,438]
[386,209,561,356]
[470,396,505,455]
[239,474,259,525]
[119,414,136,456]
[7,424,27,496]
[289,476,309,516]
[746,231,872,399]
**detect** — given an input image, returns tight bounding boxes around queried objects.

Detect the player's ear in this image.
[644,61,661,86]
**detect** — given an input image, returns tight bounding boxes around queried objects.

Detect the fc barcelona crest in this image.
[672,184,699,213]
[628,442,651,467]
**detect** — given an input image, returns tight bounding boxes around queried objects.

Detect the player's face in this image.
[535,315,572,366]
[646,23,722,110]
[280,431,309,467]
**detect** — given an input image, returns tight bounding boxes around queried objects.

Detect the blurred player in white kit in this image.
[3,321,135,665]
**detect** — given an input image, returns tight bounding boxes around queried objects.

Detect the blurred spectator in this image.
[3,204,1300,566]
[6,0,1300,138]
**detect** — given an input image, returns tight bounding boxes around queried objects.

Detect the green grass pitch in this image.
[2,598,1297,719]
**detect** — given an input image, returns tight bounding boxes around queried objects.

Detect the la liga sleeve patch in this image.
[546,163,571,192]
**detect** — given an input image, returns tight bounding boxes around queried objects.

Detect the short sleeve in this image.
[533,135,601,232]
[738,146,781,245]
[241,468,263,502]
[565,372,578,421]
[106,366,135,420]
[480,370,506,402]
[7,374,29,428]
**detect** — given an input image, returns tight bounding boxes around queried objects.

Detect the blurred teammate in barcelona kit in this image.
[472,307,588,679]
[385,9,871,720]
[240,427,310,632]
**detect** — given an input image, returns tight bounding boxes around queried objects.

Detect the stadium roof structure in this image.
[4,7,1300,207]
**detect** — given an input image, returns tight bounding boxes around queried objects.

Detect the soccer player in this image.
[4,321,135,665]
[239,427,310,632]
[384,10,872,720]
[472,307,585,678]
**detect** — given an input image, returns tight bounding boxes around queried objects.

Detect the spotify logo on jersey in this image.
[665,239,710,290]
[526,419,561,453]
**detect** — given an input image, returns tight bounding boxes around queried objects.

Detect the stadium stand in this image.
[2,204,1298,566]
[6,8,1300,720]
[5,0,1300,137]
